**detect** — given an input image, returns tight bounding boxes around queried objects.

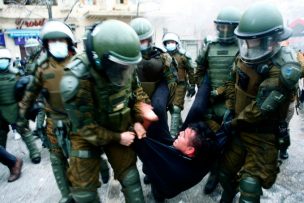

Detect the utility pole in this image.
[46,0,53,20]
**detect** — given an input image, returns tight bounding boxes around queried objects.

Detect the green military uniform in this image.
[0,48,41,163]
[137,47,177,102]
[196,39,239,131]
[195,7,242,195]
[18,21,77,203]
[219,3,301,203]
[170,50,195,107]
[60,20,149,203]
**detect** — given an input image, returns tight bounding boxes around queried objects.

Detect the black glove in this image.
[186,84,196,98]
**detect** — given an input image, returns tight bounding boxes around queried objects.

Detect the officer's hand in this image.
[186,85,196,98]
[120,131,136,146]
[134,122,146,139]
[137,102,158,129]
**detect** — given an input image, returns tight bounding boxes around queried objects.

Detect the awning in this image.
[5,29,40,38]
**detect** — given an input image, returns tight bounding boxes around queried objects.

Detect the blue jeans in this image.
[0,146,16,168]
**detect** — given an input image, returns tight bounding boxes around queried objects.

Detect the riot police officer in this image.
[185,6,241,194]
[162,32,196,137]
[60,20,150,203]
[0,48,41,164]
[18,21,77,203]
[130,18,177,140]
[219,3,301,203]
[24,38,43,75]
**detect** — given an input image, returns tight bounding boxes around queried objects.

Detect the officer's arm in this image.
[19,66,43,118]
[184,54,196,85]
[60,65,121,146]
[130,70,152,123]
[161,53,178,105]
[224,61,237,110]
[231,64,300,126]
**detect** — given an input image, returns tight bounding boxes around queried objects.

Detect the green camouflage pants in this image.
[68,133,137,190]
[220,131,279,189]
[172,83,187,109]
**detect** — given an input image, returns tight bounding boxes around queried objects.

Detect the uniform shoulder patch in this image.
[160,52,173,67]
[65,53,90,78]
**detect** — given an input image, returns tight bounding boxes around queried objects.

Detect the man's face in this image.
[173,128,196,157]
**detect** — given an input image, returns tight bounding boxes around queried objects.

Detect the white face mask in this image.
[48,41,68,59]
[166,43,177,52]
[140,42,149,51]
[0,59,9,71]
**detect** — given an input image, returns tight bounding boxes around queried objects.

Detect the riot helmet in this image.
[162,32,180,52]
[214,7,241,43]
[0,48,12,72]
[24,38,41,57]
[235,2,292,64]
[85,19,142,86]
[130,18,154,54]
[40,20,76,60]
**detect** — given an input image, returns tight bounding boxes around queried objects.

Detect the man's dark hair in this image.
[188,122,216,159]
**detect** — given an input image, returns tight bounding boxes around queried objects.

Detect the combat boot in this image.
[170,105,182,138]
[22,131,41,164]
[50,153,74,203]
[280,149,289,159]
[204,172,219,194]
[120,167,145,203]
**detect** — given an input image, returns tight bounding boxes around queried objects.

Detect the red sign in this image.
[15,18,46,28]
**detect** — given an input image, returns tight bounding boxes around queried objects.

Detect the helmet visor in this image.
[238,36,280,63]
[25,46,39,57]
[215,23,236,41]
[103,59,135,87]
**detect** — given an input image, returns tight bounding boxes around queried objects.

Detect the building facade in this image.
[0,0,139,59]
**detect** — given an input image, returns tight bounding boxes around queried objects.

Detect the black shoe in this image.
[204,173,219,194]
[151,184,165,202]
[280,149,289,159]
[144,175,151,184]
[8,158,23,182]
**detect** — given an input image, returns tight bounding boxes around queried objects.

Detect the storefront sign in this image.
[15,18,46,28]
[0,33,5,46]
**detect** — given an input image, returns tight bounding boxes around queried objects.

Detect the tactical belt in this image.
[70,150,100,158]
[237,124,277,134]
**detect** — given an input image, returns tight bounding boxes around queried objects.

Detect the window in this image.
[4,0,58,5]
[80,0,96,5]
[116,0,127,4]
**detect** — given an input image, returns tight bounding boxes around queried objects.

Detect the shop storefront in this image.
[5,29,40,59]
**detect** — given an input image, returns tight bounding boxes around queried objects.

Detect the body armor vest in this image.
[207,42,239,89]
[90,68,133,132]
[137,55,163,97]
[0,72,17,105]
[0,72,18,123]
[234,60,264,115]
[41,57,71,117]
[172,53,187,82]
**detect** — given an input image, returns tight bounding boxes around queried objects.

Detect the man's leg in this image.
[105,143,145,203]
[148,80,172,144]
[181,75,210,130]
[68,134,101,203]
[46,119,73,203]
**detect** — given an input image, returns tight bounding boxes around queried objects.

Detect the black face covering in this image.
[102,59,134,87]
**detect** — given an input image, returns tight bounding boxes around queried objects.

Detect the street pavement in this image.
[1,96,304,203]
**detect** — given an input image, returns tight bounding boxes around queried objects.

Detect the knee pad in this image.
[239,177,262,203]
[71,189,99,203]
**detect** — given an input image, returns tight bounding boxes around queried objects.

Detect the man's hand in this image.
[134,122,146,139]
[187,84,196,98]
[137,102,159,129]
[120,131,136,146]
